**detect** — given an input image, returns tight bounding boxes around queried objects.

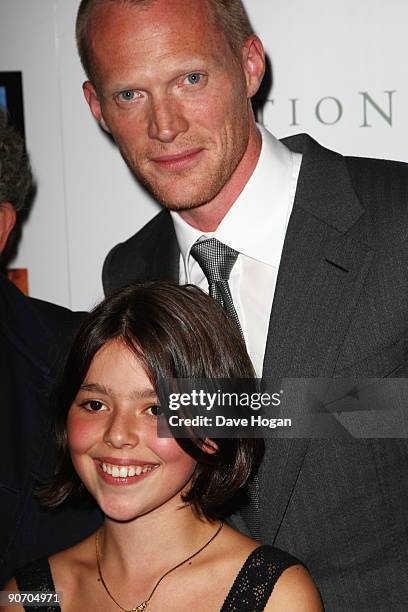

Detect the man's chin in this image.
[157,197,210,212]
[144,183,219,211]
[132,166,228,211]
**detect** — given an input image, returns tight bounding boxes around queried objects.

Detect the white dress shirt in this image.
[170,126,302,376]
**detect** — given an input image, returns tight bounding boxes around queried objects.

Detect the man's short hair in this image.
[0,110,32,215]
[76,0,254,81]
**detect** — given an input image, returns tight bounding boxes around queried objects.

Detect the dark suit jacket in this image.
[0,274,101,587]
[102,134,408,611]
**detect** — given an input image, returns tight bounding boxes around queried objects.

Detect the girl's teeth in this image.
[101,463,154,478]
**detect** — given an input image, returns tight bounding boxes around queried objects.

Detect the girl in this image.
[6,282,322,611]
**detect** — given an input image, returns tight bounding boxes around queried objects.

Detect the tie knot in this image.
[190,238,239,282]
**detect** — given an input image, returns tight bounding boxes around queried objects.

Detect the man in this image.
[77,0,408,609]
[0,112,101,587]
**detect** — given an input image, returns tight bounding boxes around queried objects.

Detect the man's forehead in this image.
[89,0,216,46]
[88,0,213,28]
[87,0,227,78]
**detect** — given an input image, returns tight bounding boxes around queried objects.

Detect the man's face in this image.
[84,0,260,211]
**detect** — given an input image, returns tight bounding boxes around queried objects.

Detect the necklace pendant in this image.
[131,603,148,612]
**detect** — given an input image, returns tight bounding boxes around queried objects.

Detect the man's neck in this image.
[178,122,262,232]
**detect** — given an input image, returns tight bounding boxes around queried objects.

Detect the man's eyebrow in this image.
[79,383,157,401]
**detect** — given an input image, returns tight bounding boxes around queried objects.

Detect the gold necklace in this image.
[95,522,224,612]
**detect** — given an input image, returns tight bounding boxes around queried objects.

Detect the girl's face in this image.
[67,339,196,521]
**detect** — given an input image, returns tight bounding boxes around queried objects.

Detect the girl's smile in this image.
[67,338,196,521]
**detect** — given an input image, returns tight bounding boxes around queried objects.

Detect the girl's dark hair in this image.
[40,281,264,520]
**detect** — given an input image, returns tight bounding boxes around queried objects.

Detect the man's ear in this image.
[82,81,111,133]
[0,202,16,254]
[241,35,266,99]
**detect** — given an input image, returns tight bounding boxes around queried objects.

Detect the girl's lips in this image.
[151,148,203,171]
[94,459,159,486]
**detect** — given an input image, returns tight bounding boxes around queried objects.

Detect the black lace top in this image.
[15,545,301,611]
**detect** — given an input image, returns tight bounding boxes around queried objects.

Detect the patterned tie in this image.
[190,237,260,540]
[190,238,243,334]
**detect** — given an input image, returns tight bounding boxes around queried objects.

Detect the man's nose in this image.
[148,95,188,143]
[103,411,139,449]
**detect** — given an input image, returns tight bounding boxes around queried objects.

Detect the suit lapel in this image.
[259,135,375,543]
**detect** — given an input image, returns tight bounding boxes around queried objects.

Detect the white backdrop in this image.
[1,0,407,310]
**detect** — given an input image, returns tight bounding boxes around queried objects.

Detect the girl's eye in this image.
[82,400,106,412]
[146,404,163,417]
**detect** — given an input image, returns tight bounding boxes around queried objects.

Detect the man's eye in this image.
[185,73,203,85]
[82,400,106,412]
[117,90,137,102]
[146,405,163,417]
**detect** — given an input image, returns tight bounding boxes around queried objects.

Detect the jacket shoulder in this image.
[283,133,408,227]
[28,297,85,340]
[102,209,175,294]
[344,154,408,184]
[0,275,84,374]
[282,132,408,176]
[344,155,408,230]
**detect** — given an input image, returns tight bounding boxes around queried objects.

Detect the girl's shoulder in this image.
[3,560,58,612]
[1,533,98,612]
[218,527,322,611]
[2,576,25,612]
[264,561,323,611]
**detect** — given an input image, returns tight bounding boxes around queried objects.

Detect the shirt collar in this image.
[171,125,301,270]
